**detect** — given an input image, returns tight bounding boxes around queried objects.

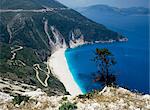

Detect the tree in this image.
[93,48,116,86]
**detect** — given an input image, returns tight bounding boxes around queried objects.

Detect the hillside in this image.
[0,0,66,9]
[0,0,124,96]
[0,84,149,110]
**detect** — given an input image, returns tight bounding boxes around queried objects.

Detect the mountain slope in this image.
[0,0,66,9]
[0,0,124,96]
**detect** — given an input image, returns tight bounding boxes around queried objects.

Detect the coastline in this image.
[70,37,128,48]
[48,48,83,96]
[47,37,128,96]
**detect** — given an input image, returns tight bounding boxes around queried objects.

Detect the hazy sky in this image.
[57,0,149,8]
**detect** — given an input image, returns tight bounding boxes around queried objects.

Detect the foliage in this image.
[0,43,11,60]
[93,48,116,86]
[0,43,66,96]
[13,95,29,105]
[1,0,65,9]
[78,90,98,99]
[59,102,77,110]
[16,47,41,66]
[62,97,68,101]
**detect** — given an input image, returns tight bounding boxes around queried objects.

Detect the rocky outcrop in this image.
[44,19,67,53]
[50,26,67,49]
[69,29,85,48]
[44,20,86,51]
[0,86,149,110]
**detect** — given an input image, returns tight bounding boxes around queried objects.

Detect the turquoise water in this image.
[65,15,149,94]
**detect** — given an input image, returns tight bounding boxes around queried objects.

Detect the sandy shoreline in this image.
[48,48,83,96]
[47,38,128,96]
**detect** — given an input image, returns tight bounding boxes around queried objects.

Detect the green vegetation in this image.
[93,48,116,86]
[0,43,11,61]
[62,97,68,101]
[78,90,98,99]
[12,95,29,105]
[1,0,65,9]
[0,43,66,96]
[0,43,39,78]
[59,102,77,110]
[16,47,41,66]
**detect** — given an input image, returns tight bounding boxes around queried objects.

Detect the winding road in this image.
[11,46,23,60]
[0,8,70,13]
[10,45,50,87]
[33,63,51,87]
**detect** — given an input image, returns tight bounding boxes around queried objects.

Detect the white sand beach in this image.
[48,49,83,96]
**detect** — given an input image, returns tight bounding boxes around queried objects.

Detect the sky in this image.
[57,0,149,8]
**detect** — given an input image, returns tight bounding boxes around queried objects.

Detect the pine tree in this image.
[93,48,116,86]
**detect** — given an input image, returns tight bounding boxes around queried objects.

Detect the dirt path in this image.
[10,46,23,60]
[33,63,50,87]
[0,8,70,13]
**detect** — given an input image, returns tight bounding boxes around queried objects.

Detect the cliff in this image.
[0,83,149,110]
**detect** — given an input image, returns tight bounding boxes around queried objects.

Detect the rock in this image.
[22,88,45,98]
[0,92,14,104]
[0,86,149,110]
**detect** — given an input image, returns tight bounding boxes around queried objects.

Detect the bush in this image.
[13,95,29,105]
[59,102,77,110]
[62,97,68,101]
[78,90,98,99]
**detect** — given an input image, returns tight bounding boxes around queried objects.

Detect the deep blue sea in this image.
[65,15,149,94]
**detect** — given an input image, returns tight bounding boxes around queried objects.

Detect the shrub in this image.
[13,95,29,105]
[78,90,98,99]
[62,97,68,101]
[59,102,77,110]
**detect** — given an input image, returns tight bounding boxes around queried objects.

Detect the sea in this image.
[65,15,149,94]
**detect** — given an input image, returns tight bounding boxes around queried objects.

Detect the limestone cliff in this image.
[0,84,149,110]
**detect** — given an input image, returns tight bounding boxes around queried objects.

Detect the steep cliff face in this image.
[44,23,86,50]
[44,20,67,53]
[69,29,85,48]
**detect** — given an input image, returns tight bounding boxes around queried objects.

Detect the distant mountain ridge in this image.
[76,4,150,16]
[76,4,149,34]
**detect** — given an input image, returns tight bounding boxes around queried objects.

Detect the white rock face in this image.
[69,30,85,48]
[0,92,14,104]
[44,19,67,53]
[69,37,85,48]
[22,89,45,98]
[0,86,149,110]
